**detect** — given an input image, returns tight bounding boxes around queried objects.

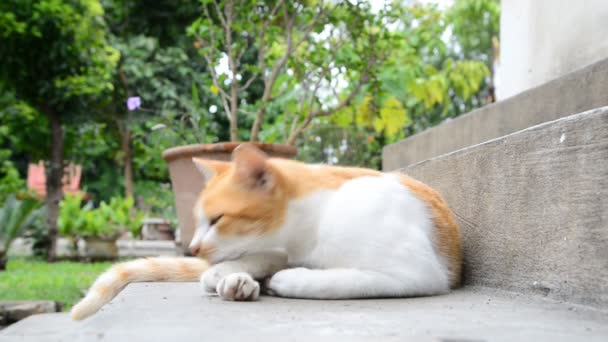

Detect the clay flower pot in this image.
[162,142,297,253]
[83,237,118,261]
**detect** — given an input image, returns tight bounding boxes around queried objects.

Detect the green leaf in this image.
[192,81,200,109]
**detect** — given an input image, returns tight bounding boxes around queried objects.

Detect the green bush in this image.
[99,196,144,238]
[58,194,144,240]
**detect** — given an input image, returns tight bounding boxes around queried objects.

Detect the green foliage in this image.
[102,0,201,47]
[298,124,383,170]
[58,193,86,237]
[58,193,143,239]
[0,258,111,310]
[0,195,44,265]
[0,160,25,204]
[134,180,177,226]
[99,196,145,238]
[24,206,50,258]
[110,34,219,144]
[447,0,500,65]
[188,0,395,142]
[0,0,118,115]
[328,1,497,144]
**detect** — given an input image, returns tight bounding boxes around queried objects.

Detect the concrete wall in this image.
[402,107,608,309]
[497,0,608,100]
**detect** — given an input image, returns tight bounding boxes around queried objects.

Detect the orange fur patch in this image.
[96,284,110,298]
[399,175,462,288]
[115,266,130,282]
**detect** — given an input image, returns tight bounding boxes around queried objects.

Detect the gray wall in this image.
[401,107,608,309]
[497,0,608,100]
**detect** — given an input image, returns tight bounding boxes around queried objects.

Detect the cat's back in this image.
[332,173,462,288]
[270,159,461,287]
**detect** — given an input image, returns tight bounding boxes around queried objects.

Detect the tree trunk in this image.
[0,251,7,271]
[120,126,134,198]
[45,109,64,262]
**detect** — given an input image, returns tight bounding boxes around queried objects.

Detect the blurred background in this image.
[1,0,498,320]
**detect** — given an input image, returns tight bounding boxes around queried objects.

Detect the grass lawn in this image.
[0,258,111,311]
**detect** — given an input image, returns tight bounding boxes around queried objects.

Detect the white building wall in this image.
[497,0,608,100]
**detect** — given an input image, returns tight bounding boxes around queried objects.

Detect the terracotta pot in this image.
[83,237,118,261]
[162,142,297,253]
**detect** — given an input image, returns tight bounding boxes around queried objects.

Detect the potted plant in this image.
[156,1,385,252]
[79,208,120,261]
[59,194,143,260]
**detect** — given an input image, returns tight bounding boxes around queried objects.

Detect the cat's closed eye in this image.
[210,214,224,226]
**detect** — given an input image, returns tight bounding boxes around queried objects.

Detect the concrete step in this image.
[395,106,608,309]
[383,57,608,170]
[2,283,607,342]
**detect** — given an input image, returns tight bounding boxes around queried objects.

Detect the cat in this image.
[71,143,461,320]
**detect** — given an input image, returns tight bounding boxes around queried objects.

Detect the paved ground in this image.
[2,283,607,342]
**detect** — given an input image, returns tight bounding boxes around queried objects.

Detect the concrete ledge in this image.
[383,57,608,170]
[2,283,607,341]
[401,107,608,308]
[9,238,181,258]
[116,240,180,258]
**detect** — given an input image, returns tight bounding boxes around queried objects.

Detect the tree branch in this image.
[250,1,298,141]
[286,69,370,145]
[212,0,228,29]
[312,70,369,118]
[238,74,258,91]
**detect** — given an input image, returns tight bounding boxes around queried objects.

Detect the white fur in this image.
[269,175,449,298]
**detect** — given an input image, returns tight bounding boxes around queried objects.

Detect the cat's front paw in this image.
[200,266,225,293]
[217,273,260,301]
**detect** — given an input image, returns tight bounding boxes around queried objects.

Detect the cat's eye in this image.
[209,214,224,226]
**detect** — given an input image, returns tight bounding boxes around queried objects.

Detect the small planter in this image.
[162,142,297,253]
[83,237,118,261]
[141,218,174,241]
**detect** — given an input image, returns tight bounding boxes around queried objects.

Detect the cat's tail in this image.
[70,257,209,321]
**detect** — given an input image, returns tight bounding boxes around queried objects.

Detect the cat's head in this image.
[188,144,289,263]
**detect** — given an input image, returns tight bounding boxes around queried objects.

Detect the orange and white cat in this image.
[71,144,461,320]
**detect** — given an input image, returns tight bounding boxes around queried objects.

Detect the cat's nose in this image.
[190,244,201,256]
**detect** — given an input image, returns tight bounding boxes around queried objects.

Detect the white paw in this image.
[200,267,225,293]
[216,273,260,301]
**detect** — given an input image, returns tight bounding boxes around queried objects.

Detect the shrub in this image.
[58,194,144,240]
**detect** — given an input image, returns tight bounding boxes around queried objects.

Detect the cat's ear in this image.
[192,158,230,180]
[232,143,273,189]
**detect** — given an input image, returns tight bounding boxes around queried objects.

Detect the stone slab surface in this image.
[402,107,608,308]
[2,283,607,342]
[0,313,76,339]
[383,57,608,170]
